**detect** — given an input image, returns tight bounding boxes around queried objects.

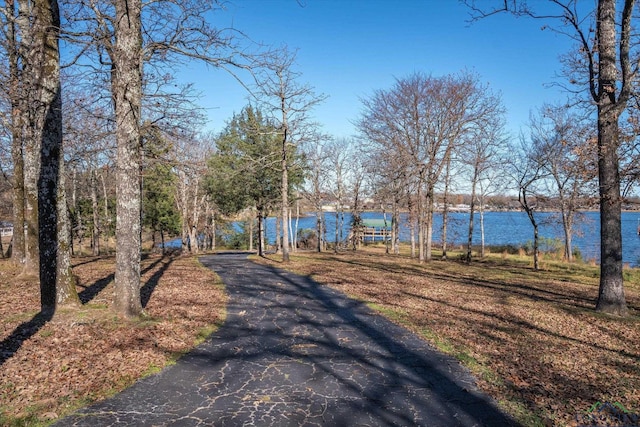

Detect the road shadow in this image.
[226,256,519,426]
[56,252,518,426]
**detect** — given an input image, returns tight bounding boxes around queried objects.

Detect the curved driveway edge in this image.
[55,252,518,426]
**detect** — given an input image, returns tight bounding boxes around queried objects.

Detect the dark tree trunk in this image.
[466,166,479,263]
[442,157,451,261]
[91,169,100,256]
[257,211,264,257]
[316,209,323,252]
[595,113,627,315]
[525,208,539,271]
[281,145,290,262]
[34,0,78,309]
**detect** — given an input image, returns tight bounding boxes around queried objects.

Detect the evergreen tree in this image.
[206,106,304,255]
[143,162,181,253]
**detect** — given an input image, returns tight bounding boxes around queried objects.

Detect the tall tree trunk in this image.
[392,196,399,255]
[113,0,143,318]
[8,0,25,268]
[334,208,339,254]
[594,0,628,316]
[189,184,202,254]
[441,153,451,260]
[560,197,574,262]
[91,169,100,256]
[70,168,77,255]
[55,136,79,307]
[425,189,434,262]
[408,194,416,258]
[14,0,40,277]
[22,119,39,277]
[479,197,486,258]
[417,180,425,263]
[188,225,198,253]
[316,208,323,252]
[382,204,389,254]
[466,167,478,263]
[564,214,573,262]
[280,95,290,262]
[35,0,59,308]
[294,200,300,252]
[275,215,281,253]
[257,211,264,256]
[33,0,78,308]
[178,170,188,253]
[100,171,110,235]
[281,148,290,262]
[596,114,627,314]
[522,195,540,271]
[289,207,295,253]
[11,132,25,267]
[211,214,216,252]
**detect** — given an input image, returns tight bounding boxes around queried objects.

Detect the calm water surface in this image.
[263,211,640,267]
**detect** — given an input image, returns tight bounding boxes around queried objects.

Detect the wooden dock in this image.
[350,219,391,243]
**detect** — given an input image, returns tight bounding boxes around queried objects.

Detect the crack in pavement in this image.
[55,252,518,426]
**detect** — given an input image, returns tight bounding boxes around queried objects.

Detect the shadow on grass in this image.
[0,309,54,367]
[323,253,596,310]
[1,255,174,367]
[141,257,174,308]
[78,256,167,305]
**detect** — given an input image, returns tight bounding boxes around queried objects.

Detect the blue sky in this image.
[185,0,578,138]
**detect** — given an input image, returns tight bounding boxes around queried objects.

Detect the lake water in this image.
[261,211,640,267]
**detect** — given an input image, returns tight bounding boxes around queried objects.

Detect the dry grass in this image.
[1,245,638,426]
[256,247,640,427]
[0,254,227,426]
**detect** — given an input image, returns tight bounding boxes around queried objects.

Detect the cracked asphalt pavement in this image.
[55,252,517,426]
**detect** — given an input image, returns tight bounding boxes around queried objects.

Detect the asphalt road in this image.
[54,252,517,426]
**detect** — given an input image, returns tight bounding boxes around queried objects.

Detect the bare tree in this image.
[0,0,26,268]
[254,47,326,262]
[348,144,368,252]
[0,0,79,309]
[326,138,349,252]
[509,135,547,270]
[62,0,265,317]
[301,135,331,252]
[109,0,144,318]
[530,103,597,262]
[63,79,116,256]
[357,71,504,262]
[459,115,506,262]
[439,149,457,260]
[175,138,210,255]
[466,0,633,316]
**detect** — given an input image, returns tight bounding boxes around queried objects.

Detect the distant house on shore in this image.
[0,222,13,237]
